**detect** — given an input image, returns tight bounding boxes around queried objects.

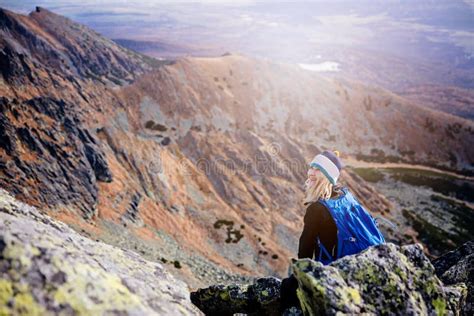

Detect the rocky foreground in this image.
[192,242,473,316]
[0,186,472,315]
[0,189,199,315]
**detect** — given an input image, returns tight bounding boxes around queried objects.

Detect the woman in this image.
[280,150,385,311]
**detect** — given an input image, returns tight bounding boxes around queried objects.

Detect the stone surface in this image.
[190,277,282,315]
[293,243,466,315]
[0,189,200,315]
[433,241,474,315]
[192,243,469,315]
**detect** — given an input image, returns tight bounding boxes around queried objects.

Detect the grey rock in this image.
[293,243,466,315]
[190,277,282,315]
[433,241,473,315]
[192,243,469,316]
[0,189,200,315]
[121,192,144,226]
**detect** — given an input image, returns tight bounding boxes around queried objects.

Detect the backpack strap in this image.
[317,197,343,262]
[317,237,333,264]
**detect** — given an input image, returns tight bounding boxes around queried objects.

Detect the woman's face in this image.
[305,167,321,188]
[307,167,319,178]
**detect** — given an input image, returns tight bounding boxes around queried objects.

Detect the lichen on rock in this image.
[190,277,281,315]
[0,189,199,315]
[293,243,466,315]
[433,241,473,315]
[192,242,470,316]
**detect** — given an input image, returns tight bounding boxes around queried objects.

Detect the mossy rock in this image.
[191,277,282,315]
[292,243,466,315]
[0,189,198,315]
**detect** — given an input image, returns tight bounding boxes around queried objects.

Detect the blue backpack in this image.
[316,187,385,265]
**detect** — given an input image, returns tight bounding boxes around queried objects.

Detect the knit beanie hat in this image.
[309,150,343,185]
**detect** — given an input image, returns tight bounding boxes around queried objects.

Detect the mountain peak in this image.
[30,6,57,17]
[0,6,153,86]
[31,6,63,16]
[29,6,72,25]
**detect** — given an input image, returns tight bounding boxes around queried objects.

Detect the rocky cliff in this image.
[0,7,151,86]
[0,7,473,288]
[0,189,200,315]
[0,96,112,219]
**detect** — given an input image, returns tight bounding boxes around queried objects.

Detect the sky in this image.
[1,1,473,64]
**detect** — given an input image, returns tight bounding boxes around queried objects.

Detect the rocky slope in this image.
[0,189,199,315]
[0,96,112,219]
[0,6,152,87]
[192,242,471,315]
[0,7,473,287]
[400,85,474,121]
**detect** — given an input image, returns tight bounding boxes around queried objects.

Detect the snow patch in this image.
[298,62,341,72]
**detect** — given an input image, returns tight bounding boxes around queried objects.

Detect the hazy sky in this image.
[1,0,472,62]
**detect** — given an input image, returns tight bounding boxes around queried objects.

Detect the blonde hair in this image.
[304,170,333,204]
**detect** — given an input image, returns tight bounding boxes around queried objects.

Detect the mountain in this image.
[0,7,473,289]
[400,84,474,120]
[0,6,152,87]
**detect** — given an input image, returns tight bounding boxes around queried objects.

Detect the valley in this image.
[353,166,474,257]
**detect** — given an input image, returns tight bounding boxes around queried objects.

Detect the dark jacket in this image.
[298,188,340,259]
[280,188,340,312]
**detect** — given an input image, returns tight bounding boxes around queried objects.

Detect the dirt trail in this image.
[430,192,474,211]
[345,158,474,181]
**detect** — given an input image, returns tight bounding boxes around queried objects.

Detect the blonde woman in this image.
[298,150,343,260]
[280,150,385,311]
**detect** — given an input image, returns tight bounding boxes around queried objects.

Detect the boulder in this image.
[433,241,473,315]
[294,243,466,315]
[190,277,282,315]
[192,243,468,315]
[0,189,200,315]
